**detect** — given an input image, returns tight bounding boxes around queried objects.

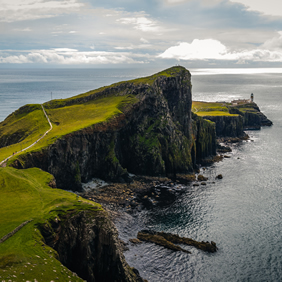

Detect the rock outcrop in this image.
[39,210,144,282]
[202,115,245,138]
[197,102,272,138]
[137,230,217,253]
[229,103,273,129]
[12,67,216,191]
[192,113,217,162]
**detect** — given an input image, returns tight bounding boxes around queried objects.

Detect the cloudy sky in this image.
[1,0,282,67]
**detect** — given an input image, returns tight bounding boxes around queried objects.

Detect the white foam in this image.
[82,178,109,192]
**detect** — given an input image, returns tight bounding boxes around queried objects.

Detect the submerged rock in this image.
[216,174,223,179]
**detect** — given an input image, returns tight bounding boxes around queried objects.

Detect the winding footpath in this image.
[0,105,52,167]
[0,220,33,244]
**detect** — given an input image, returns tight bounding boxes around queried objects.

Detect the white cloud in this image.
[0,0,84,22]
[114,43,151,50]
[163,0,223,6]
[140,38,150,44]
[117,16,160,32]
[262,31,282,51]
[230,0,282,17]
[159,38,282,63]
[0,49,147,64]
[159,39,228,60]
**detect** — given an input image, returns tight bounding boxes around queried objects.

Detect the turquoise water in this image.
[0,68,281,281]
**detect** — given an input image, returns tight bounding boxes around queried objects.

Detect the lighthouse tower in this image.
[251,93,254,102]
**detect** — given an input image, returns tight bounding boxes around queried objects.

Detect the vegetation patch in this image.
[0,94,138,165]
[192,101,238,117]
[0,167,102,281]
[128,66,190,86]
[0,105,50,162]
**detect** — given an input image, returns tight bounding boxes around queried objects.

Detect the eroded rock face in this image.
[12,67,217,191]
[39,210,143,282]
[202,115,245,138]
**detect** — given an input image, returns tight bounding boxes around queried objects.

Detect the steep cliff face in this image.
[202,115,245,137]
[39,210,143,282]
[192,113,217,162]
[229,103,273,129]
[192,101,272,139]
[12,67,215,191]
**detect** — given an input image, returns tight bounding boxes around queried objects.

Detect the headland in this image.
[0,66,272,281]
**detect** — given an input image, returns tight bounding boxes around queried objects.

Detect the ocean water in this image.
[0,67,281,281]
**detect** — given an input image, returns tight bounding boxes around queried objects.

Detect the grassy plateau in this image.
[192,101,239,117]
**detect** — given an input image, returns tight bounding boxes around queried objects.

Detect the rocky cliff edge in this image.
[10,66,216,191]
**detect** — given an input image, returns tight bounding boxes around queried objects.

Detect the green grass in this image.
[0,105,50,162]
[127,66,189,85]
[42,66,188,109]
[0,166,102,281]
[0,66,186,164]
[192,101,238,117]
[0,94,138,164]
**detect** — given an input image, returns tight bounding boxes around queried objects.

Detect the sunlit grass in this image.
[192,101,238,117]
[0,166,102,281]
[0,94,138,164]
[0,105,50,162]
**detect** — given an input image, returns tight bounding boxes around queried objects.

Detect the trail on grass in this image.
[0,105,53,166]
[0,220,33,244]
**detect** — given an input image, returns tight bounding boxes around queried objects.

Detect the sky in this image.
[1,0,282,68]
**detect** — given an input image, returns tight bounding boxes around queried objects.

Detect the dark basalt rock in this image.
[197,174,208,181]
[137,230,217,253]
[12,67,217,191]
[39,210,144,282]
[216,174,223,179]
[203,115,245,138]
[217,143,232,153]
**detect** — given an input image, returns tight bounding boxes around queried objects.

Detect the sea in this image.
[0,67,281,281]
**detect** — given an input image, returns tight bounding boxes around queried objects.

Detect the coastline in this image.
[0,68,276,282]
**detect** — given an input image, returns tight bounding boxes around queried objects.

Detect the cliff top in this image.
[0,166,101,281]
[192,101,239,117]
[0,66,189,165]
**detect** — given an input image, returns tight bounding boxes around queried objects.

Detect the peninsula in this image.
[0,66,272,282]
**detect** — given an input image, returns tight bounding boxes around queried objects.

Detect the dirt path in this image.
[0,105,52,166]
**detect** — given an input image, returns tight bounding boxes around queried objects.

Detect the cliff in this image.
[6,66,216,191]
[39,210,143,282]
[192,113,217,162]
[202,115,245,138]
[229,103,273,129]
[192,101,272,138]
[0,167,143,282]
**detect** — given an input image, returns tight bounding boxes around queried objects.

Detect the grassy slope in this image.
[0,105,50,162]
[0,66,186,164]
[0,95,138,164]
[0,166,102,281]
[192,101,238,117]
